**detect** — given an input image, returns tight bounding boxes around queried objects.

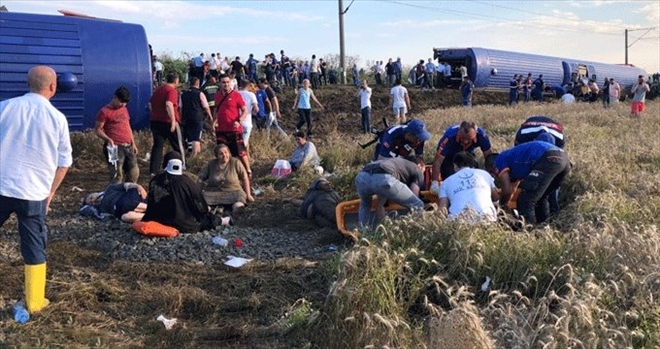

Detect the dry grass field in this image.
[1,87,659,348]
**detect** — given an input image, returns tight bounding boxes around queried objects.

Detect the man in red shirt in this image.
[95,86,139,183]
[215,74,251,175]
[148,73,182,176]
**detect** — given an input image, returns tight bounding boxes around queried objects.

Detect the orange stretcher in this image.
[335,191,439,239]
[335,179,521,239]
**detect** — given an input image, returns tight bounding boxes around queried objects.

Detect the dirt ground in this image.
[0,85,509,348]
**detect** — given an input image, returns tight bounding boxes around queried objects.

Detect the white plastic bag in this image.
[271,159,292,178]
[268,111,276,124]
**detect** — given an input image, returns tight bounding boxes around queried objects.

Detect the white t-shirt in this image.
[310,58,319,73]
[154,61,164,72]
[439,167,497,222]
[608,82,620,100]
[358,87,372,109]
[238,90,257,129]
[561,93,575,104]
[390,85,408,109]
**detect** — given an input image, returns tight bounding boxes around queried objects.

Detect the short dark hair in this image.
[258,77,268,84]
[219,73,230,80]
[114,86,131,103]
[395,78,402,85]
[484,153,499,171]
[294,131,306,139]
[453,151,478,168]
[189,76,200,86]
[166,72,179,83]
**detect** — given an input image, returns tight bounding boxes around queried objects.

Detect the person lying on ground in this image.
[355,156,425,228]
[284,177,341,228]
[437,152,498,222]
[143,156,232,234]
[289,131,323,173]
[197,143,254,213]
[82,182,147,223]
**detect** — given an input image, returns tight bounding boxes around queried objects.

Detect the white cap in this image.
[165,159,183,175]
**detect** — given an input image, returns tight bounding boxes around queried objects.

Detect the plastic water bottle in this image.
[13,301,30,324]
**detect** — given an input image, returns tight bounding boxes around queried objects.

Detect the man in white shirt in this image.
[608,78,620,105]
[0,66,73,315]
[390,78,410,125]
[153,57,164,86]
[310,54,320,89]
[356,80,372,134]
[209,53,219,78]
[438,152,499,222]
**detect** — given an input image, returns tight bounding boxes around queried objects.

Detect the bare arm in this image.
[438,197,449,217]
[242,171,254,202]
[292,90,299,110]
[310,90,324,109]
[498,171,514,207]
[46,167,69,213]
[405,92,410,110]
[94,121,114,146]
[165,101,176,132]
[431,154,444,182]
[272,96,281,118]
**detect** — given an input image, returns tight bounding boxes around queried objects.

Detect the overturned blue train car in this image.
[433,47,648,93]
[0,11,153,131]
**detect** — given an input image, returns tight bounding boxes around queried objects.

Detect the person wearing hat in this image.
[142,154,231,234]
[355,156,426,227]
[374,119,431,161]
[431,121,492,189]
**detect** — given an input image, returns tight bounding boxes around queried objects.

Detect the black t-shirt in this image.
[143,173,208,234]
[231,61,244,76]
[363,157,424,188]
[264,87,276,113]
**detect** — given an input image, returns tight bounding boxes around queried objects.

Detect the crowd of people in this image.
[0,59,654,317]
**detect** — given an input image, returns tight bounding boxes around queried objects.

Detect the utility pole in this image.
[338,0,346,84]
[625,27,656,65]
[338,0,355,85]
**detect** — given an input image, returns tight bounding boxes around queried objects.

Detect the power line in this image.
[377,0,624,37]
[469,0,630,30]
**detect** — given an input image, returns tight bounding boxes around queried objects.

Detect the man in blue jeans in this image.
[355,156,425,227]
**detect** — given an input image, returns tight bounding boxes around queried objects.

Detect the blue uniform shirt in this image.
[494,141,561,182]
[377,124,424,159]
[436,125,491,158]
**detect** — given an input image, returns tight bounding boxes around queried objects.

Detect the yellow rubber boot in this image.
[25,263,50,314]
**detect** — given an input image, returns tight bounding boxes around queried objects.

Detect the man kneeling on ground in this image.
[485,140,571,224]
[355,156,426,228]
[437,152,499,222]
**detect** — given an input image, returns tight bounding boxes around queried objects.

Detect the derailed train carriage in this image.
[433,47,649,97]
[0,11,153,131]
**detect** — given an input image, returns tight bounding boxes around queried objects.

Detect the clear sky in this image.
[3,0,659,73]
